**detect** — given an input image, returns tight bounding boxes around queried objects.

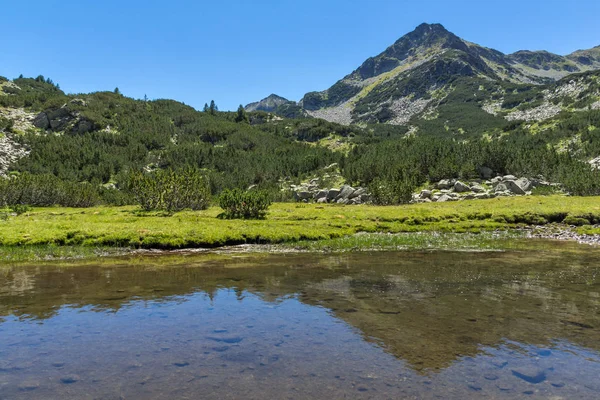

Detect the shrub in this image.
[562,215,591,226]
[126,168,210,212]
[218,189,271,219]
[0,173,101,207]
[368,177,416,205]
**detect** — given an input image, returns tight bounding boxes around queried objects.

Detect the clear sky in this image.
[2,0,599,111]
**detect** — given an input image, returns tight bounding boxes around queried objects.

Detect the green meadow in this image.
[0,195,599,262]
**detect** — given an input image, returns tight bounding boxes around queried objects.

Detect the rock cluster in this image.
[414,175,560,203]
[33,99,95,134]
[291,180,370,205]
[0,134,29,176]
[505,102,561,122]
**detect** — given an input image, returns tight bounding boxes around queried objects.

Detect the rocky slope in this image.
[255,23,600,126]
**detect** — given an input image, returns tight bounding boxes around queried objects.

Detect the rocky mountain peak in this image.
[245,94,290,112]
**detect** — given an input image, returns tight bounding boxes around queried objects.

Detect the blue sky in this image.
[2,0,599,110]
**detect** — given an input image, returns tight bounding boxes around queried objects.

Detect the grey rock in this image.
[359,194,371,203]
[503,174,517,181]
[295,191,312,200]
[437,194,455,202]
[69,98,87,107]
[326,189,340,201]
[505,180,526,195]
[515,177,531,192]
[349,187,366,199]
[471,184,485,193]
[431,195,440,202]
[46,107,71,120]
[463,194,476,200]
[454,181,470,193]
[316,197,327,204]
[436,179,452,189]
[315,190,328,200]
[495,183,508,193]
[491,176,503,185]
[335,185,355,201]
[475,193,489,199]
[419,189,432,199]
[60,374,80,384]
[33,112,50,129]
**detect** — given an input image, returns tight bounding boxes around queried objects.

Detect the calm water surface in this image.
[1,243,600,399]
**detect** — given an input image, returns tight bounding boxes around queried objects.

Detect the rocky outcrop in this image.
[291,182,371,205]
[415,175,562,203]
[33,100,95,134]
[0,134,29,176]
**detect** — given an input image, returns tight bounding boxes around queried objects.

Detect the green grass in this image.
[287,231,534,252]
[0,196,598,254]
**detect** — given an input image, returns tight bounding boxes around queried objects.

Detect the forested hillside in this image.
[1,40,600,208]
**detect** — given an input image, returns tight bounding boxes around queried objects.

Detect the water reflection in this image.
[0,247,600,398]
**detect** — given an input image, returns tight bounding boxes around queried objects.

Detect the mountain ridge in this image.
[247,23,600,126]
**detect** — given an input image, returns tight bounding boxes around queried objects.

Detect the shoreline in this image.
[1,228,599,265]
[1,196,600,263]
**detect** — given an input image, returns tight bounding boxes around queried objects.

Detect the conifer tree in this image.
[235,105,249,123]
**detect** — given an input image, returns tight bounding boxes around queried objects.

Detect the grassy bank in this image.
[0,195,599,254]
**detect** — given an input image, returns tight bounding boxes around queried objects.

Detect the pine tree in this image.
[203,103,209,113]
[114,87,121,95]
[235,105,249,123]
[209,100,218,115]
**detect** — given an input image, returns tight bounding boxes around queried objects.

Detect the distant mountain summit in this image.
[244,23,600,126]
[245,94,291,112]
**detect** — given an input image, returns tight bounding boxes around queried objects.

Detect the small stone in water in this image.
[52,362,65,368]
[60,375,80,384]
[173,362,189,367]
[484,374,499,381]
[18,381,40,391]
[511,368,547,384]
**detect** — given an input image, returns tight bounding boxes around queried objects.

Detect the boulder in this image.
[515,177,531,192]
[69,98,87,107]
[419,189,432,199]
[494,183,508,193]
[316,197,327,204]
[471,184,486,193]
[436,179,452,190]
[478,166,494,179]
[315,190,329,201]
[475,193,489,199]
[33,112,50,129]
[295,191,312,201]
[335,185,355,201]
[349,187,366,199]
[463,194,476,200]
[326,189,340,201]
[503,174,517,181]
[454,181,470,193]
[491,176,503,185]
[437,194,454,202]
[505,180,526,195]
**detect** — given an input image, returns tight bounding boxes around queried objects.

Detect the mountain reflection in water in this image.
[1,246,599,399]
